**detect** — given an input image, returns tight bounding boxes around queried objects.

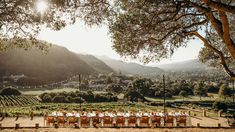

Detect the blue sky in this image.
[38,22,204,65]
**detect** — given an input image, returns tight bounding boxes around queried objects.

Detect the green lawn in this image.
[1,102,219,117]
[145,95,221,102]
[0,102,177,116]
[14,89,229,118]
[20,88,108,95]
[20,87,79,95]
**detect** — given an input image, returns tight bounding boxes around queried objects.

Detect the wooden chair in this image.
[103,116,113,127]
[152,116,161,127]
[165,116,174,126]
[46,116,55,126]
[139,116,150,127]
[80,116,90,127]
[67,116,78,126]
[92,116,101,127]
[115,116,125,127]
[176,116,187,126]
[57,116,66,126]
[127,116,137,127]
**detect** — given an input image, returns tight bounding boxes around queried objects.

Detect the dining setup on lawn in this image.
[45,110,189,128]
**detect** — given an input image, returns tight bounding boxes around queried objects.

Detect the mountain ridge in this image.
[0,45,96,85]
[96,56,164,75]
[157,59,214,72]
[77,54,114,74]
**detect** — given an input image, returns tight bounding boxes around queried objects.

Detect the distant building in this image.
[2,74,26,83]
[9,74,26,82]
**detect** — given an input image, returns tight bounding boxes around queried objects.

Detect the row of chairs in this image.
[46,115,187,127]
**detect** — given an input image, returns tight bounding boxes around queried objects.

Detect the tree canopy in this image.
[109,0,235,79]
[1,0,235,78]
[179,90,188,101]
[194,81,207,100]
[0,0,112,50]
[0,87,21,96]
[218,84,232,100]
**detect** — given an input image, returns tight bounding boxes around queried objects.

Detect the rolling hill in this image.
[157,59,214,72]
[96,56,164,75]
[0,45,96,85]
[77,54,114,74]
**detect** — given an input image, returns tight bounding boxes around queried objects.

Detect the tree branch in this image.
[202,0,235,14]
[219,11,235,60]
[189,31,235,79]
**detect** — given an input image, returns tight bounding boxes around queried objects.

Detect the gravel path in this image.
[1,128,235,132]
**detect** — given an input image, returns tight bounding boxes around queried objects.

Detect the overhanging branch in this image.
[219,11,235,60]
[189,31,235,79]
[202,0,235,14]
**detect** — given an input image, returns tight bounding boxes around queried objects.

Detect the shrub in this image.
[212,101,228,112]
[66,96,73,103]
[0,87,21,96]
[39,91,118,103]
[39,92,48,99]
[106,83,123,94]
[124,89,146,102]
[165,102,172,107]
[42,94,52,103]
[52,95,67,103]
[207,85,219,93]
[73,97,85,103]
[109,96,118,102]
[165,92,172,98]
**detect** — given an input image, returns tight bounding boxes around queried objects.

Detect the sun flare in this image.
[36,0,48,13]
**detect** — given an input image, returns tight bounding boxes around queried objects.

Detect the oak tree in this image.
[194,81,207,100]
[179,90,188,101]
[218,84,232,100]
[1,0,235,79]
[109,0,235,79]
[0,0,112,50]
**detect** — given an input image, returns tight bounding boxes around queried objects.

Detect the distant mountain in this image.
[0,45,96,85]
[77,54,114,74]
[96,56,164,75]
[157,59,213,72]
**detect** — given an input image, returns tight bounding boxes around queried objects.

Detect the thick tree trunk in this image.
[219,11,235,60]
[192,1,235,60]
[206,12,235,60]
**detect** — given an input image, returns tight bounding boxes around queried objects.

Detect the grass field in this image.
[20,88,109,95]
[1,101,219,117]
[20,88,224,102]
[12,89,230,119]
[20,87,79,95]
[145,93,232,102]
